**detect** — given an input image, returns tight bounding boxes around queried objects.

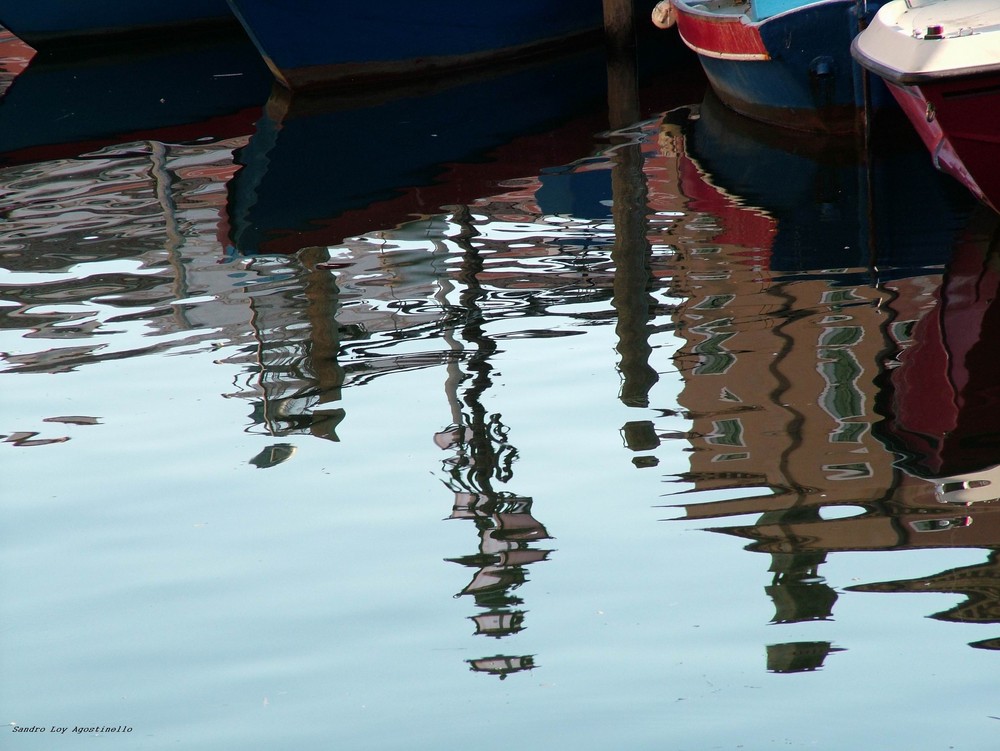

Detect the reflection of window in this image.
[823,462,872,480]
[830,421,868,444]
[707,418,744,447]
[910,517,970,533]
[821,288,863,305]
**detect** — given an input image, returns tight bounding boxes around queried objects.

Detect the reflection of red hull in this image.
[885,75,1000,213]
[879,210,1000,478]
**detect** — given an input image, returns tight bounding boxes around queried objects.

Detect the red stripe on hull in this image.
[672,5,768,58]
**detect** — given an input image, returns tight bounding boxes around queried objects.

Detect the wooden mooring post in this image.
[603,0,640,129]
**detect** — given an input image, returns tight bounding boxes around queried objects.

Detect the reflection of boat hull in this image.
[0,30,272,167]
[0,0,234,51]
[227,44,701,255]
[682,89,973,274]
[226,0,614,90]
[851,0,1000,212]
[876,209,1000,479]
[667,0,882,133]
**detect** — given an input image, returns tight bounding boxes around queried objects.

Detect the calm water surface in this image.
[3,31,1000,751]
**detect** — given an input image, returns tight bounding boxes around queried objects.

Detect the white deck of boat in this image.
[854,0,1000,79]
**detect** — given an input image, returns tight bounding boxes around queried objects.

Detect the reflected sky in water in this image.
[3,28,1000,751]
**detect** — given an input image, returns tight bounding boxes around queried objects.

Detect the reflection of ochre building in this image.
[638,106,1000,661]
[664,204,1000,557]
[642,109,945,522]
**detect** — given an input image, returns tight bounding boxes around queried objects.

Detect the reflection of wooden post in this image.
[606,0,658,407]
[610,141,658,407]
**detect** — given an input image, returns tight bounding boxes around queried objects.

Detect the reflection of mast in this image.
[436,205,552,678]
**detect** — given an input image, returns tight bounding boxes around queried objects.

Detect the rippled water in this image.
[4,30,1000,751]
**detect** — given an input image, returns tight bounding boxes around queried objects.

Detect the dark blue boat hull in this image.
[226,0,616,89]
[673,0,889,133]
[0,0,234,50]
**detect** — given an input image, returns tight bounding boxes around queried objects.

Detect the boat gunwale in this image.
[669,0,862,27]
[671,0,863,60]
[851,36,1000,86]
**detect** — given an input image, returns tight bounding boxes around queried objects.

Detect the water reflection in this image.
[0,139,249,375]
[433,208,553,678]
[7,29,1000,739]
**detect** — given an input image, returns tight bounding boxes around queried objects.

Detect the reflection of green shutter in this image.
[891,319,916,345]
[819,347,863,419]
[714,452,749,462]
[695,294,735,310]
[695,332,736,375]
[819,326,862,347]
[830,421,867,444]
[691,318,736,375]
[708,418,744,447]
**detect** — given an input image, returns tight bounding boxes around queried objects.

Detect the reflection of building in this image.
[633,103,1000,665]
[766,642,843,674]
[850,549,1000,627]
[0,138,253,374]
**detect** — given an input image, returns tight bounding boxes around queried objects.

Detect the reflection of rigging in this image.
[435,205,552,679]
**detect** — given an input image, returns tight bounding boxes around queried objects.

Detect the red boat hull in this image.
[886,72,1000,213]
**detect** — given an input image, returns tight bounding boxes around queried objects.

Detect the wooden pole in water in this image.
[604,0,640,128]
[603,0,636,54]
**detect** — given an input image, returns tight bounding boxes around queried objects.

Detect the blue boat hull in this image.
[226,0,614,90]
[671,0,888,133]
[0,0,234,50]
